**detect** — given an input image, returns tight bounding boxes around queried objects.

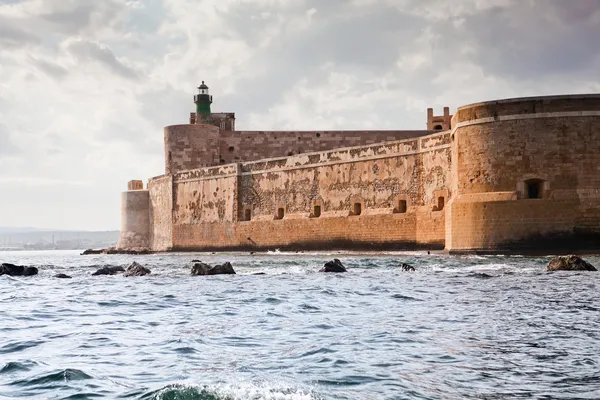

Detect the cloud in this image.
[0,0,598,230]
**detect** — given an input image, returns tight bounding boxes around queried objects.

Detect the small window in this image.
[433,125,443,130]
[313,205,321,218]
[353,203,362,216]
[244,209,251,221]
[316,133,321,137]
[287,151,294,156]
[525,179,544,199]
[275,208,284,220]
[396,200,407,214]
[436,196,445,211]
[228,146,235,152]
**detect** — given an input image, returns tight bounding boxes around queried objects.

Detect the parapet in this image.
[127,180,144,191]
[427,107,452,131]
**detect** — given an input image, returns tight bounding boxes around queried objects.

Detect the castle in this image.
[116,82,600,253]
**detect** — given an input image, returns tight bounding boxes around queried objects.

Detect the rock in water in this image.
[124,261,151,277]
[319,259,347,272]
[401,263,415,271]
[546,255,597,271]
[191,262,212,276]
[0,263,38,276]
[54,274,72,279]
[208,262,236,275]
[92,266,126,276]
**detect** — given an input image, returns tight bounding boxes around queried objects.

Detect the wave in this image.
[140,381,318,400]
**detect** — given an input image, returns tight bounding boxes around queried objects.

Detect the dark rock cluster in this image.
[191,261,236,275]
[546,255,597,271]
[0,263,38,276]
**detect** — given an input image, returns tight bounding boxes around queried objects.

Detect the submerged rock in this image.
[191,262,212,276]
[320,259,347,273]
[401,263,415,271]
[546,255,597,272]
[124,261,151,277]
[91,266,126,276]
[81,249,103,255]
[54,273,72,279]
[209,262,236,275]
[0,263,38,276]
[191,261,236,275]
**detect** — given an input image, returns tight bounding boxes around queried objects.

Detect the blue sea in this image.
[1,250,600,399]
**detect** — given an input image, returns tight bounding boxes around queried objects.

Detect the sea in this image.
[1,250,599,400]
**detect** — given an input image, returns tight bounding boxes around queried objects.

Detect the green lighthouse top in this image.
[194,81,213,124]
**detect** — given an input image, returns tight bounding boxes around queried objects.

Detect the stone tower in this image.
[194,81,213,124]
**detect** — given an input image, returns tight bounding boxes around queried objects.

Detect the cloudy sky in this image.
[0,0,599,230]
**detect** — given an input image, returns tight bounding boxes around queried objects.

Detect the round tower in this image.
[194,81,213,124]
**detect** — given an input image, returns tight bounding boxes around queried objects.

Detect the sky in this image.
[0,0,599,231]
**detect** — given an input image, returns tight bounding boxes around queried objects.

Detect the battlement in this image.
[427,107,452,131]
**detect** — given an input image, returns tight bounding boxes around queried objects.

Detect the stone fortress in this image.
[117,81,600,253]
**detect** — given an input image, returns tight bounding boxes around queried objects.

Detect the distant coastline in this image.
[0,228,119,251]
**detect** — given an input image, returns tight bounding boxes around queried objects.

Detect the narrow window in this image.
[396,200,407,214]
[276,208,284,220]
[313,205,321,218]
[244,209,251,221]
[525,179,544,199]
[433,125,443,130]
[353,203,362,216]
[437,196,445,211]
[228,146,235,152]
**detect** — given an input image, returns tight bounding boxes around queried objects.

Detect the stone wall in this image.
[117,190,150,249]
[168,131,451,251]
[164,124,220,174]
[148,175,173,251]
[447,94,600,252]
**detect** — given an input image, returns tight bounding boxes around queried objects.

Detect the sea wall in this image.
[168,131,451,251]
[446,94,600,252]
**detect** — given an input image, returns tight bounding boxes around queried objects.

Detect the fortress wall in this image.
[164,124,220,174]
[447,95,600,251]
[171,165,238,248]
[218,130,431,164]
[148,175,173,251]
[117,190,150,249]
[169,132,451,250]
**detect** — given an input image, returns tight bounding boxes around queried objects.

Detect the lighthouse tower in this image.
[194,81,213,124]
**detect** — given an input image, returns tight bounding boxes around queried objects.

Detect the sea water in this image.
[1,250,599,399]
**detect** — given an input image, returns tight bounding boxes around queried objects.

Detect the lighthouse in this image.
[194,81,213,124]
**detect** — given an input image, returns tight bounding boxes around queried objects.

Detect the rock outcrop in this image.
[124,261,151,277]
[91,266,126,276]
[401,263,415,271]
[54,274,72,279]
[546,255,597,271]
[191,261,236,275]
[319,259,347,272]
[81,248,151,255]
[0,263,38,276]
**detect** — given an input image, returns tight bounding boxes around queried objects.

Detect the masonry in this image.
[116,88,600,253]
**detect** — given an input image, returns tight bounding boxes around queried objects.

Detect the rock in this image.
[208,262,236,275]
[0,263,38,276]
[91,266,125,276]
[546,255,597,272]
[54,274,72,279]
[401,263,415,271]
[319,259,347,273]
[191,262,212,276]
[81,249,103,255]
[191,261,236,275]
[124,261,151,277]
[191,259,201,263]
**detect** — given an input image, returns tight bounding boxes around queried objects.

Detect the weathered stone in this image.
[546,255,597,272]
[0,263,38,276]
[191,262,212,276]
[54,274,72,279]
[124,261,151,277]
[208,262,236,275]
[319,259,347,273]
[92,266,126,276]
